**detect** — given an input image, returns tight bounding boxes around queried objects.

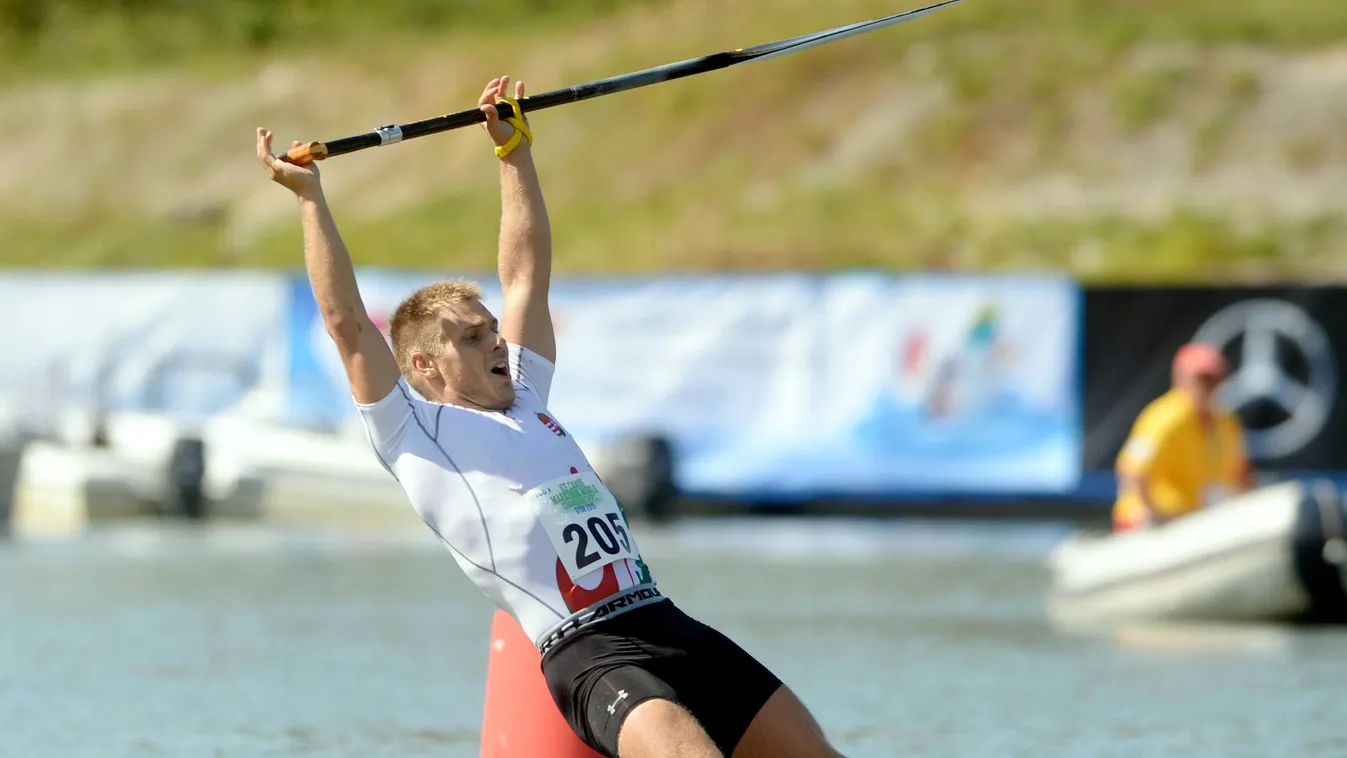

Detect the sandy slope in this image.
[3,1,1346,274]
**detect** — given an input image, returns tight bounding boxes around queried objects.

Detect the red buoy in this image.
[479,610,604,758]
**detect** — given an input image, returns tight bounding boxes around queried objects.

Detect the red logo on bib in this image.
[556,558,620,613]
[537,413,566,437]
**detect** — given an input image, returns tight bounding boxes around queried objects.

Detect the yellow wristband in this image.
[495,129,525,160]
[493,97,533,160]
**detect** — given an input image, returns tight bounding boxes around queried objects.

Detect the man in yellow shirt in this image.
[1113,342,1255,532]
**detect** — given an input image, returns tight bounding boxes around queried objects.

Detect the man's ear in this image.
[410,351,440,382]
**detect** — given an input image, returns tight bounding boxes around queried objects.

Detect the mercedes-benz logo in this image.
[1192,299,1337,460]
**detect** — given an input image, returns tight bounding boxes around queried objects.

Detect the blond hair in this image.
[388,279,484,380]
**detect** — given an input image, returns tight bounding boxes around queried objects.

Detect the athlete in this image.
[256,77,844,758]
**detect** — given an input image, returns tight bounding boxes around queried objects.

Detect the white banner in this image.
[547,276,818,444]
[0,272,286,440]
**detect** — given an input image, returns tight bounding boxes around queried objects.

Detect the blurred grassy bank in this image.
[4,0,1347,279]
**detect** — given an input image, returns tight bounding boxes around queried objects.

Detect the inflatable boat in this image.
[1048,481,1347,627]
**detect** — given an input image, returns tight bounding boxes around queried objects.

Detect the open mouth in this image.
[491,362,509,378]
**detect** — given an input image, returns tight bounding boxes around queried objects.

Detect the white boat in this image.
[6,404,655,537]
[1048,481,1347,627]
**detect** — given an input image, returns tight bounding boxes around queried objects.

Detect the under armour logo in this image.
[607,689,628,715]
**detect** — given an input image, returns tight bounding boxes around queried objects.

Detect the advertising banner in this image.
[287,271,1082,498]
[1084,287,1347,473]
[701,274,1082,497]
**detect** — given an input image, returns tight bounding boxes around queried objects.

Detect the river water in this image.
[3,518,1344,757]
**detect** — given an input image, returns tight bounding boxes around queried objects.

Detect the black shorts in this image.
[541,599,782,758]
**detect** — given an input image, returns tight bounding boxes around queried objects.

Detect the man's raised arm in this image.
[256,128,402,404]
[479,77,556,364]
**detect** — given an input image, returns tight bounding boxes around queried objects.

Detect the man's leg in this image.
[638,610,839,758]
[731,685,844,758]
[616,698,723,758]
[575,664,722,758]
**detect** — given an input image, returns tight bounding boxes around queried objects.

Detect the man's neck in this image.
[1179,389,1215,427]
[428,386,496,412]
[416,380,454,406]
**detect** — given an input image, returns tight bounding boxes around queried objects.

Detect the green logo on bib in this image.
[550,479,600,513]
[633,557,654,585]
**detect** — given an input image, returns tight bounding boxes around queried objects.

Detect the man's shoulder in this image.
[1135,391,1190,433]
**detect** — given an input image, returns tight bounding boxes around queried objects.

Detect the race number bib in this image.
[529,471,638,581]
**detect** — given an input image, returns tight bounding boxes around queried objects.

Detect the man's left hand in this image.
[479,76,529,149]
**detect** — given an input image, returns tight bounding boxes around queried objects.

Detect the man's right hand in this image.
[257,127,323,200]
[260,126,401,406]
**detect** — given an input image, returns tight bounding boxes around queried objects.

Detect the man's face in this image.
[431,299,514,410]
[1178,371,1222,413]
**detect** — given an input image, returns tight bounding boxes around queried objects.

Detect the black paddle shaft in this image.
[317,51,741,160]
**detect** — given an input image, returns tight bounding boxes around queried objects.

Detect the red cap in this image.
[1173,342,1228,378]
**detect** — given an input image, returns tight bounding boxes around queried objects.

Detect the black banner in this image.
[1084,287,1347,472]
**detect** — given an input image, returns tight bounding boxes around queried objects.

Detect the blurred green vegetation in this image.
[7,0,1347,78]
[8,193,1341,283]
[0,0,646,76]
[4,0,1347,279]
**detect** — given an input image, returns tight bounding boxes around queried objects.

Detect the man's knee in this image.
[617,697,723,758]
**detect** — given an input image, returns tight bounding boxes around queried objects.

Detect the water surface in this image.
[3,519,1343,757]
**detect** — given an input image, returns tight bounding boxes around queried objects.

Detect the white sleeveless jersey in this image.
[356,344,662,650]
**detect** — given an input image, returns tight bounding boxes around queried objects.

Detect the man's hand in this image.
[257,128,323,201]
[478,77,530,150]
